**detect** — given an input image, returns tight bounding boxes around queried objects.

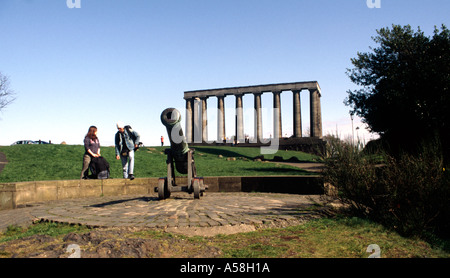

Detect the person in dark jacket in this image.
[81,126,101,179]
[115,121,140,180]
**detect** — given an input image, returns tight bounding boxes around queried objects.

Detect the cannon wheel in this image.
[193,178,200,199]
[199,178,205,196]
[158,178,170,200]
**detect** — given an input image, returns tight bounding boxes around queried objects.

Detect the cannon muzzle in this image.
[160,108,189,174]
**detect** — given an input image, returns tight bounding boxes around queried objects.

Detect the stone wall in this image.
[0,176,323,210]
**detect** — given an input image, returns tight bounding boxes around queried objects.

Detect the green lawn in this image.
[0,144,319,183]
[207,216,450,258]
[1,216,448,258]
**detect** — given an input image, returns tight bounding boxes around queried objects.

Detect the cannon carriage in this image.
[157,108,207,200]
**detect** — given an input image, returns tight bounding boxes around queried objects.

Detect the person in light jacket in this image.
[115,121,140,180]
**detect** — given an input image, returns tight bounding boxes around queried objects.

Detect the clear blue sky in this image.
[1,0,449,147]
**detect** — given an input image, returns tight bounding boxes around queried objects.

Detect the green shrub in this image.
[322,136,450,238]
[379,148,449,237]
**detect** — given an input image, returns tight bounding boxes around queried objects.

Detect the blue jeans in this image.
[120,150,134,178]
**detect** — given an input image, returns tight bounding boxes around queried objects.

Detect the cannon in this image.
[157,108,207,200]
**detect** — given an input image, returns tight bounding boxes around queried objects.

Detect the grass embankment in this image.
[0,144,318,183]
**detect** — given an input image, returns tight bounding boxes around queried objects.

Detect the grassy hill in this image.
[0,144,319,183]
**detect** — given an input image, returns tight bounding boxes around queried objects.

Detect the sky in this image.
[1,0,449,147]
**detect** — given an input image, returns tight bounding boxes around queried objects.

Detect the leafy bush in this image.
[322,136,450,238]
[380,148,450,237]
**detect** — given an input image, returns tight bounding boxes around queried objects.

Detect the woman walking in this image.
[81,126,101,179]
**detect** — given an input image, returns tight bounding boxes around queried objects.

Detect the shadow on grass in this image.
[193,147,316,163]
[244,167,315,175]
[193,147,254,159]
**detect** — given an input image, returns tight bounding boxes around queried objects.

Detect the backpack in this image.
[89,156,110,179]
[124,125,141,151]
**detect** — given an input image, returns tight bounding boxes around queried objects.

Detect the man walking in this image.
[115,121,140,180]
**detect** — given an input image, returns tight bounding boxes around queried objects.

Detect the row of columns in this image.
[185,89,322,144]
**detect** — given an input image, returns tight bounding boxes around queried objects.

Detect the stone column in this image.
[273,91,282,139]
[235,94,244,143]
[316,90,322,138]
[201,97,208,143]
[217,96,225,143]
[292,90,302,138]
[185,98,193,143]
[254,93,263,143]
[193,97,201,143]
[309,89,322,138]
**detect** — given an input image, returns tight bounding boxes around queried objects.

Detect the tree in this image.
[345,24,450,161]
[0,72,16,112]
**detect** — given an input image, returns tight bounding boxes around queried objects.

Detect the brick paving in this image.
[0,192,331,233]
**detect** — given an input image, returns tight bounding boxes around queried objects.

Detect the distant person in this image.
[115,121,140,180]
[81,126,101,179]
[161,136,164,146]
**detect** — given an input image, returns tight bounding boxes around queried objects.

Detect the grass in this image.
[1,217,448,258]
[0,222,90,244]
[157,216,450,258]
[0,144,319,183]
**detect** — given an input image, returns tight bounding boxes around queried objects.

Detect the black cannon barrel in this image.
[160,108,189,174]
